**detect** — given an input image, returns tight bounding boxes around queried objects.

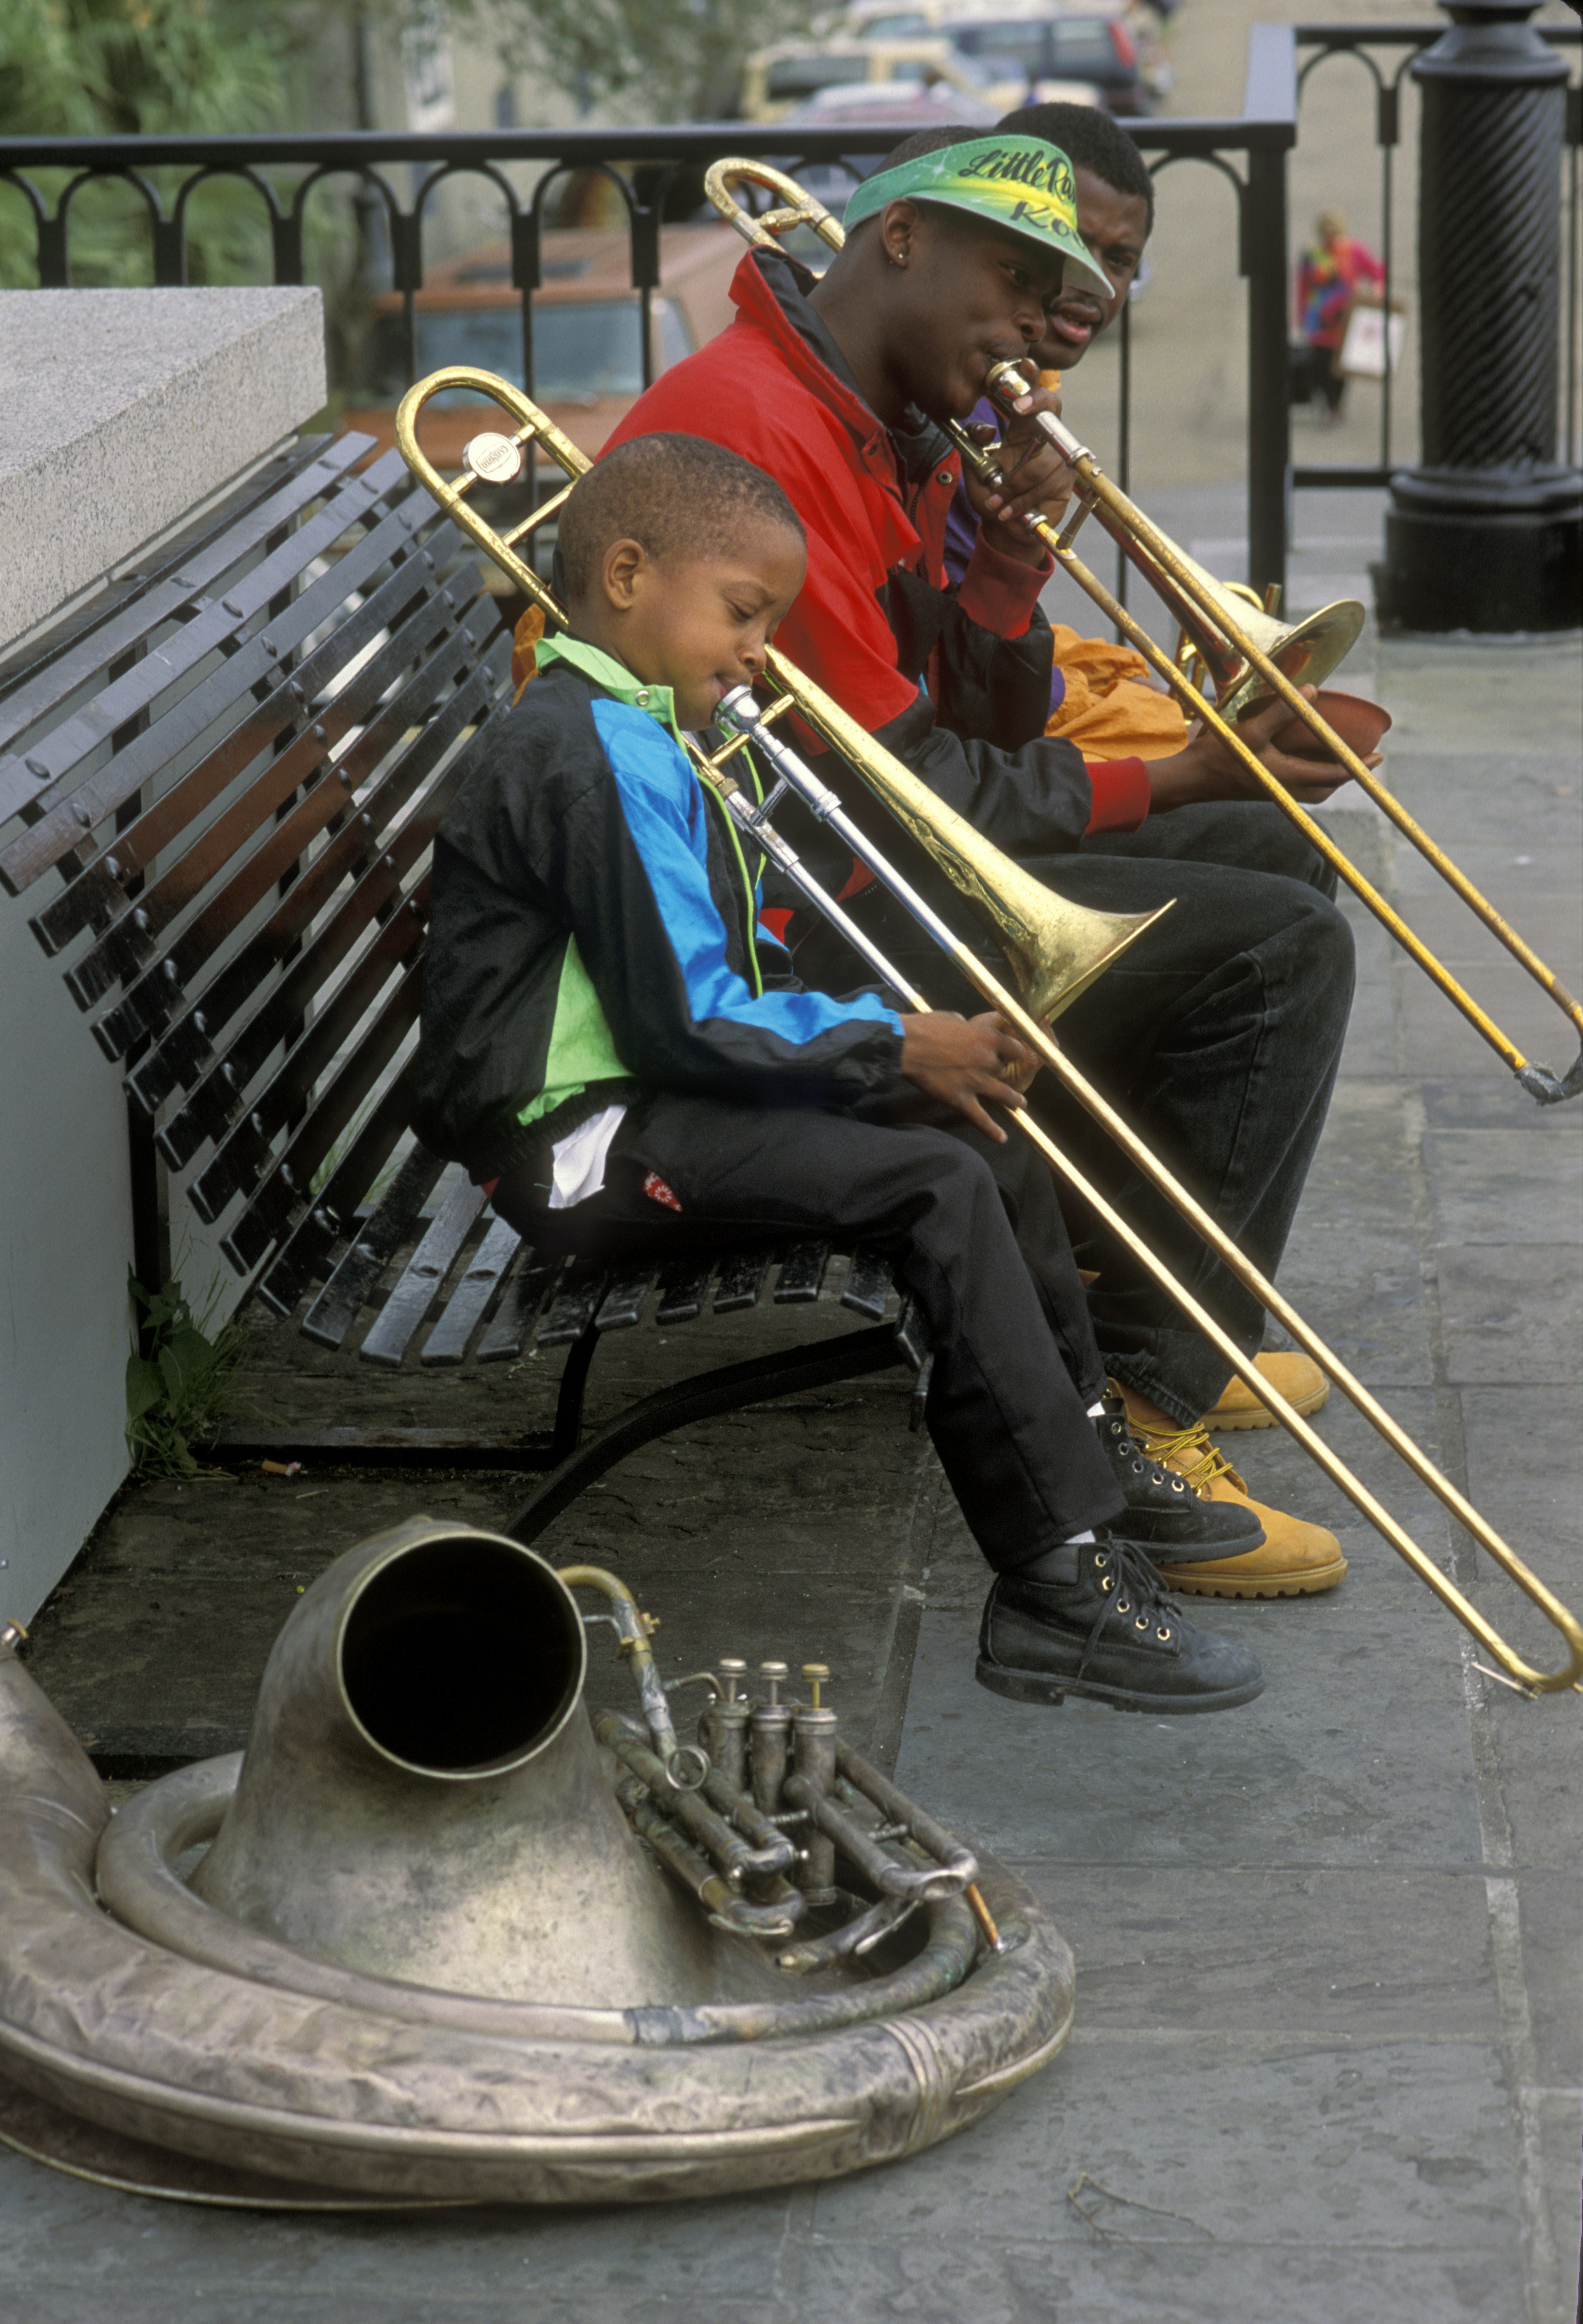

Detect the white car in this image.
[740,36,1027,122]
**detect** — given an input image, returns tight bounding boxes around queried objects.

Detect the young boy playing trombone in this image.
[413,430,1267,1716]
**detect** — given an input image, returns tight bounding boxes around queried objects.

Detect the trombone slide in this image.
[711,687,1583,1698]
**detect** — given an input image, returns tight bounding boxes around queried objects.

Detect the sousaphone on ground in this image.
[394,364,1580,1697]
[0,1524,1070,2203]
[703,157,1583,1110]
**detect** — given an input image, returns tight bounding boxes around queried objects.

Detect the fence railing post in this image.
[1242,23,1297,599]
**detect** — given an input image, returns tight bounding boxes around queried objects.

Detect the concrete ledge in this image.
[0,286,325,652]
[0,284,326,1617]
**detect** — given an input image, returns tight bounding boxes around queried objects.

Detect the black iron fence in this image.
[1292,16,1581,498]
[1,19,1578,601]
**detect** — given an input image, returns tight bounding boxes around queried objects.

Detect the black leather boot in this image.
[1095,1395,1264,1563]
[976,1536,1265,1714]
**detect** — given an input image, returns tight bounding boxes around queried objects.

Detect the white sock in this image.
[1086,1400,1106,1418]
[1063,1528,1096,1546]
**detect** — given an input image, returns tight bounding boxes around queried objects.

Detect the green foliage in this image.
[0,0,98,135]
[492,0,818,125]
[0,0,286,287]
[124,1271,250,1478]
[0,0,282,139]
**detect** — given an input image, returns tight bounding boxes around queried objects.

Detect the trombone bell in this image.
[994,885,1170,1026]
[750,658,1172,1025]
[1130,534,1367,725]
[1212,597,1369,724]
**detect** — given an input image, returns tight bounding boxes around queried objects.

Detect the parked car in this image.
[339,222,741,472]
[775,73,1109,134]
[777,79,999,128]
[740,36,1030,123]
[939,12,1153,113]
[837,1,1164,110]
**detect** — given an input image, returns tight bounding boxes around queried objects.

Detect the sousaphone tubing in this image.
[0,1520,1071,2204]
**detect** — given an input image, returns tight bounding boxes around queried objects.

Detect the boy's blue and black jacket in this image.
[412,636,907,1182]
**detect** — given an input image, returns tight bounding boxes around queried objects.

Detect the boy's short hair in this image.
[996,102,1154,235]
[562,433,804,600]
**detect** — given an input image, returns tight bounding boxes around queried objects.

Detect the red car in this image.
[340,221,742,473]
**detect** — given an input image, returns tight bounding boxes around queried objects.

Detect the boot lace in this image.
[1080,1538,1185,1681]
[1124,1415,1249,1499]
[1103,1405,1199,1502]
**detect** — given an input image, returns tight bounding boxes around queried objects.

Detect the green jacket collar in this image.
[535,629,766,1002]
[538,631,679,740]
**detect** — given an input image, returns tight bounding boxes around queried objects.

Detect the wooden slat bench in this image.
[0,433,929,1541]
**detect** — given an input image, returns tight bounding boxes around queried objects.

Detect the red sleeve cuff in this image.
[1083,759,1151,836]
[956,525,1052,638]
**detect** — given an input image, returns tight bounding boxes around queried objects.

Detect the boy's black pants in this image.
[490,1095,1125,1574]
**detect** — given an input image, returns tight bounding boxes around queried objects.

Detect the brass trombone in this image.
[395,365,1581,1698]
[701,156,1583,1109]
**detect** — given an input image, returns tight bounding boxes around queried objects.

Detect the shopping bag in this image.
[1340,303,1406,379]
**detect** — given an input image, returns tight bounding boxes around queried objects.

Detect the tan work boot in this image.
[1203,1351,1330,1432]
[1111,1386,1347,1600]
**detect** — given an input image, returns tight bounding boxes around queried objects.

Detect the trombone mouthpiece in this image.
[717,686,758,726]
[985,360,1033,406]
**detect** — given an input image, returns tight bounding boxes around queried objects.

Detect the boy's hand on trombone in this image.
[961,380,1076,560]
[1147,685,1384,812]
[901,1011,1041,1140]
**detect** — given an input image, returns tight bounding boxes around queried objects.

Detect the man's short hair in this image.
[562,434,804,600]
[851,125,1006,240]
[995,102,1154,234]
[876,125,993,173]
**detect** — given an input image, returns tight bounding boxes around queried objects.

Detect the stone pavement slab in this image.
[1435,1247,1583,1387]
[808,2034,1522,2255]
[1423,1131,1583,1246]
[19,1296,939,1764]
[1031,1863,1499,2041]
[893,1598,1485,1872]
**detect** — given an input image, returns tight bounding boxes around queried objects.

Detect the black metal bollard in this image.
[1383,1,1581,632]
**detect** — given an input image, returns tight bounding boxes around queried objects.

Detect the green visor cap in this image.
[842,136,1114,308]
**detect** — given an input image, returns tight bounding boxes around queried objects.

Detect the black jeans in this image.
[490,1092,1124,1573]
[796,801,1355,1426]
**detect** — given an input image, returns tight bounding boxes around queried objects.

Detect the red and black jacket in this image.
[602,248,1149,898]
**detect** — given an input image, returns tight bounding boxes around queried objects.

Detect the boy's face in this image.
[882,206,1066,422]
[1036,167,1151,373]
[582,520,807,731]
